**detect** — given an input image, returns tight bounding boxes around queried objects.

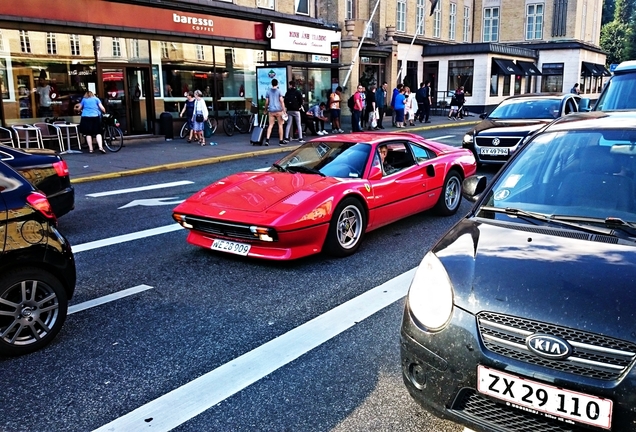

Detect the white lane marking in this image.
[93,269,416,432]
[118,197,185,209]
[86,181,194,198]
[429,135,455,140]
[73,224,183,253]
[68,285,154,315]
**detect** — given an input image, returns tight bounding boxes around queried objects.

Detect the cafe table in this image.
[54,122,82,154]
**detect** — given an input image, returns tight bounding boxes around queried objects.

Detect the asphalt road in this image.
[0,127,494,432]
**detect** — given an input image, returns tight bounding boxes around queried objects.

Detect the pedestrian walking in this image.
[404,87,417,126]
[329,86,344,133]
[179,91,195,142]
[394,87,406,128]
[78,90,107,153]
[416,81,432,123]
[375,82,387,129]
[284,81,305,143]
[192,90,208,145]
[351,85,364,132]
[454,86,466,120]
[391,83,404,126]
[264,78,287,146]
[365,85,377,130]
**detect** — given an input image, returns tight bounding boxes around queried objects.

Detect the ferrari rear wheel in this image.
[324,197,365,257]
[434,169,462,216]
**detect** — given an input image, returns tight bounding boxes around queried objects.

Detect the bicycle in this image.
[223,110,250,136]
[180,115,218,139]
[100,114,124,152]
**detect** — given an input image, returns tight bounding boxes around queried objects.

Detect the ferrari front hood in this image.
[179,171,334,213]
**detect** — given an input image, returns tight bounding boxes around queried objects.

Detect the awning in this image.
[582,61,610,77]
[492,58,522,75]
[516,61,542,76]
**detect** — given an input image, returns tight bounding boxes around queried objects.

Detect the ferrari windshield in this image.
[273,141,372,179]
[480,128,636,223]
[489,98,561,120]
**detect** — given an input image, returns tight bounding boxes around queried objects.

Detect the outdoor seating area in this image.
[0,120,80,152]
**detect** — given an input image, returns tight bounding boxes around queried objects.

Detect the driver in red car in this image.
[378,144,397,175]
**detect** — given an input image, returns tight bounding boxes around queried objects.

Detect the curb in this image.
[71,121,479,183]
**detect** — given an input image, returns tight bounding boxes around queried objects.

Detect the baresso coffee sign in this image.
[0,0,266,41]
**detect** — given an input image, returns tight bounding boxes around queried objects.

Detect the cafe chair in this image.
[33,122,64,152]
[0,126,17,148]
[10,124,44,149]
[53,121,82,151]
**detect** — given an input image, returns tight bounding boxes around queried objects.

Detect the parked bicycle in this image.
[223,110,250,136]
[180,115,218,139]
[101,113,124,152]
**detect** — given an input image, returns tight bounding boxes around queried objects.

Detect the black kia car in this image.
[0,144,74,218]
[0,161,76,356]
[401,111,636,431]
[462,93,581,165]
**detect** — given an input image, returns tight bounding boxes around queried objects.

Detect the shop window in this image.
[433,1,441,38]
[46,33,57,55]
[463,6,470,42]
[503,75,511,96]
[448,60,473,96]
[70,35,80,56]
[416,0,425,35]
[449,3,456,41]
[483,7,499,42]
[397,0,406,32]
[257,0,275,10]
[514,75,521,95]
[490,74,498,96]
[19,31,31,53]
[526,4,544,40]
[112,38,121,57]
[296,0,309,15]
[540,63,564,92]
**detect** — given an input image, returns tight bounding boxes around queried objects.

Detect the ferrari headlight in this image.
[463,133,473,144]
[407,252,454,332]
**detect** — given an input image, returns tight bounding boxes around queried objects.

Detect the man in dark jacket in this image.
[375,82,387,129]
[416,81,432,123]
[284,81,305,143]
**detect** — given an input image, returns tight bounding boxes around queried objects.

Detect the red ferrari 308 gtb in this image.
[173,132,477,260]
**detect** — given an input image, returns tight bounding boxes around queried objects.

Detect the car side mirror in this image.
[368,165,383,180]
[479,113,487,119]
[462,175,487,202]
[579,97,592,112]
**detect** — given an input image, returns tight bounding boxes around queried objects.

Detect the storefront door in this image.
[100,65,153,135]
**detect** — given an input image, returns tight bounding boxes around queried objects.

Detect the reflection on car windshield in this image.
[489,99,561,120]
[595,73,636,111]
[275,142,371,179]
[482,129,636,223]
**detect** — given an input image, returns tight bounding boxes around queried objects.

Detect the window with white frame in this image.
[46,32,57,55]
[449,3,456,40]
[397,0,407,32]
[161,42,169,59]
[257,0,275,10]
[20,30,31,53]
[70,34,80,56]
[526,4,543,40]
[416,0,426,35]
[296,0,309,15]
[112,37,121,57]
[130,39,140,58]
[346,0,354,20]
[433,0,441,38]
[196,44,205,61]
[483,7,499,42]
[463,6,470,42]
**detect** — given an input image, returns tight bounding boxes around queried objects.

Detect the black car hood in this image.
[470,119,549,136]
[433,218,636,341]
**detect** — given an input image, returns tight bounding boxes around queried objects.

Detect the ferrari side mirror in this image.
[368,165,383,180]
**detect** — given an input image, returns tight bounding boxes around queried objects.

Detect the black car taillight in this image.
[27,191,57,221]
[53,160,69,177]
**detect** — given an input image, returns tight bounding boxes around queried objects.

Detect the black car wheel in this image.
[0,268,68,356]
[434,170,462,216]
[324,197,365,257]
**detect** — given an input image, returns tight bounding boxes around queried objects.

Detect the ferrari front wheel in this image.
[324,197,365,257]
[434,170,462,216]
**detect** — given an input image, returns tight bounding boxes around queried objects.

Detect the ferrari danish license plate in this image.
[480,147,509,155]
[211,239,251,256]
[477,366,612,429]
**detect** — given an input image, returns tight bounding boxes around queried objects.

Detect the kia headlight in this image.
[407,252,454,332]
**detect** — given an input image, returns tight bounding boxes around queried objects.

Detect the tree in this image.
[602,0,616,26]
[623,13,636,60]
[601,21,628,65]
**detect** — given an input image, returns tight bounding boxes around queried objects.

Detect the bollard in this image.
[159,112,174,141]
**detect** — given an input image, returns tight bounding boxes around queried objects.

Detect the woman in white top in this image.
[192,90,209,146]
[404,87,418,126]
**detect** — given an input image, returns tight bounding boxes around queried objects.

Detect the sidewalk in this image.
[68,115,479,184]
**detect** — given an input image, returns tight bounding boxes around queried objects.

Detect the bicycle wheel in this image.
[207,117,218,135]
[223,117,235,136]
[179,122,190,139]
[104,126,123,152]
[237,115,250,134]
